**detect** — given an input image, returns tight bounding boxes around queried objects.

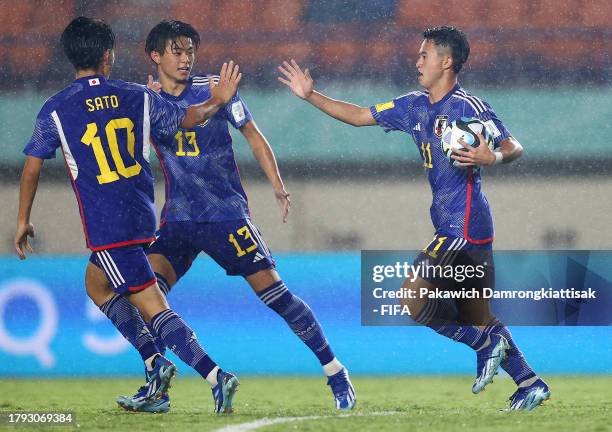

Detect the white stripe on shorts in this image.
[97,251,120,288]
[102,250,126,284]
[246,220,270,256]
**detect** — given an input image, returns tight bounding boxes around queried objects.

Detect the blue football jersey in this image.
[370,84,511,243]
[151,74,253,224]
[24,75,186,250]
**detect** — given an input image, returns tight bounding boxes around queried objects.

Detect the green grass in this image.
[0,376,610,431]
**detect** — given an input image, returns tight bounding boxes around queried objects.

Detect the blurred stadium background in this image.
[0,0,610,384]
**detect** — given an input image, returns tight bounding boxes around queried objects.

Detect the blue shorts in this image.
[146,219,275,281]
[89,245,157,295]
[413,233,494,288]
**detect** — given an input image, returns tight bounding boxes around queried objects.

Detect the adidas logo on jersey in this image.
[413,123,421,131]
[252,252,265,263]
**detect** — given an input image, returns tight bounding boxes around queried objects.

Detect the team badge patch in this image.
[232,101,246,123]
[433,115,448,137]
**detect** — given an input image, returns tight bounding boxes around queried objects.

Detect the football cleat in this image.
[506,378,551,411]
[327,368,356,410]
[117,355,176,411]
[212,369,240,414]
[117,365,173,413]
[472,333,509,394]
[117,392,170,413]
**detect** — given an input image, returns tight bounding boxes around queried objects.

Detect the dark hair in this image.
[60,17,115,70]
[145,20,201,57]
[423,26,470,73]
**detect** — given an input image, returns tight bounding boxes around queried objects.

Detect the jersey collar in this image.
[160,76,193,101]
[74,74,107,84]
[428,83,461,108]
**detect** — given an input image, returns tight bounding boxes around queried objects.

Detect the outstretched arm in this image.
[181,61,243,129]
[278,59,376,127]
[15,156,43,259]
[240,121,291,223]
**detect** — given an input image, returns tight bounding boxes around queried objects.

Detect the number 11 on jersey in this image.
[420,142,433,168]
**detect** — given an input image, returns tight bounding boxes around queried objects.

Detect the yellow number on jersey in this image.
[420,142,433,169]
[228,225,259,257]
[423,235,448,259]
[175,131,200,156]
[81,118,141,184]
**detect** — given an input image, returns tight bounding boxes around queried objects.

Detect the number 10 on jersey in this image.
[81,118,141,184]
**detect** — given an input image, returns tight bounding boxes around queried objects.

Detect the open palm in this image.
[278,59,313,100]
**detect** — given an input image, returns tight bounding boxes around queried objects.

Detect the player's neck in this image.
[426,77,457,104]
[75,69,105,80]
[159,73,187,97]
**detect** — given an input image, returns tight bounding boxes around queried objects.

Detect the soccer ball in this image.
[441,117,494,166]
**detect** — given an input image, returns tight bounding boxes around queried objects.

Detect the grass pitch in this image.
[0,376,610,432]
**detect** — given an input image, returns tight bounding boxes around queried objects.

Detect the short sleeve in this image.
[147,89,186,137]
[23,108,61,159]
[224,91,253,129]
[369,97,412,133]
[475,101,512,148]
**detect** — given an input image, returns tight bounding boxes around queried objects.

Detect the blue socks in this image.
[258,281,335,366]
[150,309,217,380]
[98,294,158,361]
[145,273,170,355]
[414,298,489,350]
[484,318,537,385]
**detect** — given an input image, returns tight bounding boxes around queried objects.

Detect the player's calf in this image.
[257,280,336,366]
[257,279,355,408]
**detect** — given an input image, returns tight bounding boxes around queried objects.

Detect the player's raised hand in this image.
[452,132,496,167]
[275,188,291,223]
[146,74,162,93]
[209,61,242,105]
[277,59,313,100]
[15,222,35,260]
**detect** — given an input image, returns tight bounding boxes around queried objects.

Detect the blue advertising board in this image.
[0,253,610,376]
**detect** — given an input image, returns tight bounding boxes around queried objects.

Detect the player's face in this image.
[158,37,195,84]
[415,39,447,89]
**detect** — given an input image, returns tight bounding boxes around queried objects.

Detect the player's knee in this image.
[128,284,169,323]
[248,268,281,293]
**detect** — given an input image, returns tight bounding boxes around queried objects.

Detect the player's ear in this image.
[101,49,113,65]
[150,50,162,65]
[442,54,454,72]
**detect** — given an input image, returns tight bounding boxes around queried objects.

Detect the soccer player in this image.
[14,17,242,413]
[117,20,355,412]
[278,26,550,410]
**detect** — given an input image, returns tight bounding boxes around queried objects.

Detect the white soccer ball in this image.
[441,117,494,166]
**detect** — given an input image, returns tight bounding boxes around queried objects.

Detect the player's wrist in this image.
[493,151,504,165]
[209,94,225,107]
[304,89,315,102]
